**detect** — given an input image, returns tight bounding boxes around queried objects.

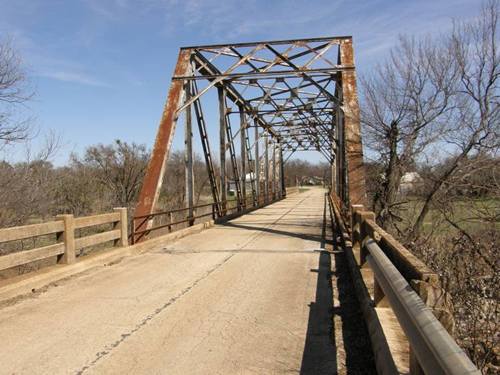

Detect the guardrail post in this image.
[373,276,389,307]
[411,279,455,334]
[359,211,375,265]
[113,208,128,247]
[56,214,76,264]
[354,206,387,307]
[168,212,173,232]
[351,204,364,265]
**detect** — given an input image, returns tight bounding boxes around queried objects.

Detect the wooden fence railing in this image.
[0,208,128,272]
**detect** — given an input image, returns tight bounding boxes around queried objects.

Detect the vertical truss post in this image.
[225,107,243,211]
[134,49,191,242]
[254,123,260,205]
[332,109,338,194]
[339,39,367,206]
[218,86,227,216]
[191,80,222,216]
[278,141,285,198]
[239,107,247,209]
[272,142,277,200]
[264,132,269,204]
[336,86,345,203]
[244,116,257,206]
[331,156,336,195]
[184,81,194,225]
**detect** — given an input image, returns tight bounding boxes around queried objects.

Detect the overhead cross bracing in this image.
[134,36,367,241]
[176,37,348,162]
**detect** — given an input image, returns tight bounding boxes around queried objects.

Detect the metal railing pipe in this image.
[364,238,479,375]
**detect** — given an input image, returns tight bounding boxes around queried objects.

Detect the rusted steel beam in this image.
[264,44,341,105]
[180,36,351,50]
[333,79,343,199]
[134,49,191,241]
[331,116,337,193]
[133,36,366,240]
[338,98,346,203]
[218,86,227,216]
[339,39,367,206]
[254,124,260,201]
[190,52,278,137]
[240,108,247,207]
[279,143,285,196]
[198,47,289,67]
[264,132,269,203]
[225,106,243,210]
[172,67,349,81]
[191,80,222,216]
[272,139,276,198]
[177,44,264,113]
[184,81,194,225]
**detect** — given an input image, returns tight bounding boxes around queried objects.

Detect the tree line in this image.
[361,1,498,371]
[0,1,498,372]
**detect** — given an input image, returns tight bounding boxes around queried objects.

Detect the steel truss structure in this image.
[134,36,367,240]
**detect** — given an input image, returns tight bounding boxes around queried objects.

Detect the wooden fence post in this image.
[56,214,75,264]
[113,208,128,247]
[359,211,375,266]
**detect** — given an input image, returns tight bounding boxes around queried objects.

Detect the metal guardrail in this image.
[364,238,480,375]
[132,202,217,243]
[328,191,480,374]
[131,192,282,243]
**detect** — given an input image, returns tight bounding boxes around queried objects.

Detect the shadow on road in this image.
[300,194,376,374]
[221,222,325,244]
[300,250,338,374]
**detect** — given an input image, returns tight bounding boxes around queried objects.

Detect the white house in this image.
[399,172,422,194]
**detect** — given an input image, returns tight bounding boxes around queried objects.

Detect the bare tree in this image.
[412,0,500,235]
[284,159,330,186]
[0,132,60,227]
[54,160,103,217]
[361,35,457,231]
[81,140,149,209]
[361,2,499,370]
[0,37,33,146]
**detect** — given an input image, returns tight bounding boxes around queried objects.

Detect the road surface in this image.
[0,188,374,374]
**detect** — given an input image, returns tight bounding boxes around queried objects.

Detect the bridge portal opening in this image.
[134,37,367,241]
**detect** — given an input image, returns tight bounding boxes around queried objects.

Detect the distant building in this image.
[228,173,256,196]
[399,172,422,194]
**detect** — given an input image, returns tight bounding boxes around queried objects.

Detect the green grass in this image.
[397,197,499,236]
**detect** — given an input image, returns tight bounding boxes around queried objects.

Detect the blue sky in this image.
[0,0,481,164]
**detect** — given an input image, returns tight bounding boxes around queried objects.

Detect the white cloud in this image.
[1,0,484,88]
[0,25,110,88]
[37,70,110,87]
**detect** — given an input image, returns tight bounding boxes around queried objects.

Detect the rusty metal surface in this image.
[135,36,368,239]
[134,49,191,241]
[339,39,367,206]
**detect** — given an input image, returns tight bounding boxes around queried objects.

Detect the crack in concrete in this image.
[76,193,316,374]
[237,195,311,251]
[76,253,235,375]
[161,249,320,254]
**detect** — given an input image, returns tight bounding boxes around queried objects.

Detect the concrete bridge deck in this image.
[0,188,375,374]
